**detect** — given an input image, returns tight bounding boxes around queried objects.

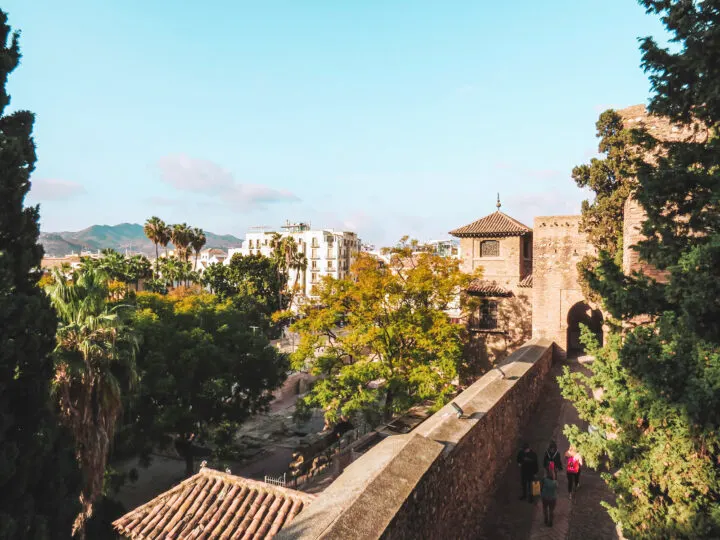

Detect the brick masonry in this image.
[278,338,555,539]
[622,196,669,282]
[460,233,534,366]
[531,216,599,358]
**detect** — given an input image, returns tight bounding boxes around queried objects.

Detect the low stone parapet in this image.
[278,337,555,539]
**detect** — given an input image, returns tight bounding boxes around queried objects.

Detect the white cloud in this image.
[156,153,299,207]
[30,178,85,200]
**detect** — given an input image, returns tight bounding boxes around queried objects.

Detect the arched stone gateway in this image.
[566,301,603,355]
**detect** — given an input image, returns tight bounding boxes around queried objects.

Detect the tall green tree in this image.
[270,234,307,309]
[45,268,137,538]
[0,10,81,539]
[170,223,192,263]
[125,291,288,476]
[572,110,640,302]
[190,227,206,271]
[290,247,474,425]
[561,2,720,537]
[143,216,166,278]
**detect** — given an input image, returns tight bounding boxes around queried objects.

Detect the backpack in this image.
[567,456,580,473]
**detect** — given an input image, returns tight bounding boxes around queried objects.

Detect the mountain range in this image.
[40,223,243,258]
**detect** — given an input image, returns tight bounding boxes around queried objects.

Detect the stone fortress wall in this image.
[278,338,555,540]
[531,215,597,358]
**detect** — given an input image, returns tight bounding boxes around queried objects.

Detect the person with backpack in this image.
[541,462,559,527]
[516,442,539,503]
[565,445,583,499]
[543,440,563,474]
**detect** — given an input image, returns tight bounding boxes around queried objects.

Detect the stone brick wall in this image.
[466,293,532,373]
[531,216,596,357]
[278,338,555,540]
[459,235,529,285]
[622,196,668,282]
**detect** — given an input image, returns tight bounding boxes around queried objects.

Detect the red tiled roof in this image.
[518,274,533,288]
[113,466,313,539]
[466,279,512,297]
[449,211,531,238]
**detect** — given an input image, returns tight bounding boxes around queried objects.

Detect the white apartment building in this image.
[195,248,228,272]
[233,221,361,301]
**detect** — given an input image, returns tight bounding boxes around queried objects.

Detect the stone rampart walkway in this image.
[476,358,619,540]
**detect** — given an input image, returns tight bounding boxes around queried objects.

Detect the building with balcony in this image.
[236,221,361,303]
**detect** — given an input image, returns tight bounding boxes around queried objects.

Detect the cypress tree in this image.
[561,1,720,537]
[0,10,80,539]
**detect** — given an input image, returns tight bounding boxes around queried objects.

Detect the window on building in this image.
[311,272,318,283]
[327,260,334,269]
[523,237,532,259]
[477,300,499,330]
[480,240,500,257]
[311,238,319,247]
[311,248,319,259]
[311,260,318,269]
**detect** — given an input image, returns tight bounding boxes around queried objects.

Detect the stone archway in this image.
[566,301,603,355]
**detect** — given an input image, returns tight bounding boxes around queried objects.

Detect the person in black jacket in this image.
[543,440,563,474]
[517,442,539,502]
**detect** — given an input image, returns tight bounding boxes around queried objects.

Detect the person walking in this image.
[541,462,559,527]
[566,445,583,499]
[543,440,563,474]
[516,442,538,503]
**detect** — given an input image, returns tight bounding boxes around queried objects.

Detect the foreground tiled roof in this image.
[113,466,313,539]
[518,274,533,288]
[449,211,532,238]
[467,279,512,297]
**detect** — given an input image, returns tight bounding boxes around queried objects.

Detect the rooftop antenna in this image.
[496,193,501,211]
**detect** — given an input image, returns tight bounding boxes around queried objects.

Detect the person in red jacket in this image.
[565,445,583,499]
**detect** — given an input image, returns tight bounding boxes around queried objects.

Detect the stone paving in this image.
[476,358,620,540]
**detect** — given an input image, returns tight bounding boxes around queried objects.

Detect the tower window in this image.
[480,240,499,257]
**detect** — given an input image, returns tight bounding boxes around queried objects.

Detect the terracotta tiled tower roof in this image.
[449,211,532,238]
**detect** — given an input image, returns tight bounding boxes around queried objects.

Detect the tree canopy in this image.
[289,246,475,425]
[121,290,288,475]
[0,10,81,539]
[561,1,720,537]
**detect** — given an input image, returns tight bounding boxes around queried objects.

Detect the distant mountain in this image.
[40,223,243,257]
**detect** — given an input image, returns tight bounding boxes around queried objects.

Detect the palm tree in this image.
[45,267,137,539]
[271,235,306,309]
[143,216,166,278]
[99,248,128,283]
[190,227,207,271]
[158,222,171,259]
[289,250,308,308]
[160,256,183,288]
[171,223,192,263]
[127,254,152,290]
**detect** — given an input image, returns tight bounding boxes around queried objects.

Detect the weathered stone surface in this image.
[531,216,598,358]
[279,338,555,539]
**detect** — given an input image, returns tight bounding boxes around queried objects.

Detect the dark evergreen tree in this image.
[561,1,720,537]
[0,10,80,539]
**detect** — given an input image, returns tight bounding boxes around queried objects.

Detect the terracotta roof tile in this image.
[113,467,314,539]
[467,279,512,297]
[449,211,531,238]
[518,274,533,288]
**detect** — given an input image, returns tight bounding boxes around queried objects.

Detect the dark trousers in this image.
[567,472,580,493]
[521,472,534,500]
[542,498,556,524]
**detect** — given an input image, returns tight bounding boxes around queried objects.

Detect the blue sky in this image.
[6,1,664,245]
